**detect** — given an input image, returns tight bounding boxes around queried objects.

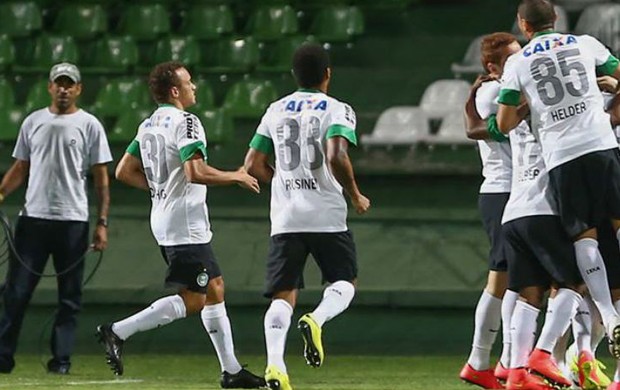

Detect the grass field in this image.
[1,354,482,390]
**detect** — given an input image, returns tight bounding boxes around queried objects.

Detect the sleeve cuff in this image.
[126,140,140,158]
[249,133,274,154]
[498,88,521,106]
[597,55,620,76]
[179,141,208,162]
[326,124,357,146]
[486,115,509,142]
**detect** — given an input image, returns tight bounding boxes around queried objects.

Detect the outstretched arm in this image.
[184,154,260,193]
[327,137,370,214]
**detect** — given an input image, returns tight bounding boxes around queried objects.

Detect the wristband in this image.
[96,217,108,228]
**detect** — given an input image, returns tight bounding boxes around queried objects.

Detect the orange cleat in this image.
[459,363,505,389]
[495,362,510,382]
[527,348,572,388]
[506,368,554,390]
[608,381,620,390]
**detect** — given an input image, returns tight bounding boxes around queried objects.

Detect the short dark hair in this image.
[481,32,518,73]
[518,0,556,32]
[292,43,330,89]
[148,61,185,104]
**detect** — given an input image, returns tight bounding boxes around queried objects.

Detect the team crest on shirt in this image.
[196,272,209,287]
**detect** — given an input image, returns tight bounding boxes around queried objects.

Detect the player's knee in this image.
[206,277,225,304]
[179,291,206,314]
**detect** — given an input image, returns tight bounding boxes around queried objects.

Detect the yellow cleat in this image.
[265,364,293,390]
[298,313,324,368]
[571,351,611,390]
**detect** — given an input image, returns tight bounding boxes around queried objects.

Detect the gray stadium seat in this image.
[450,36,485,78]
[428,111,474,145]
[574,3,620,54]
[554,0,608,12]
[420,79,471,121]
[362,106,429,147]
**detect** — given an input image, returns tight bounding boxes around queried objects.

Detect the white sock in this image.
[264,299,293,374]
[311,281,355,327]
[572,295,592,353]
[574,238,618,329]
[554,329,571,379]
[588,296,605,354]
[499,289,518,368]
[511,300,540,368]
[467,290,502,370]
[112,295,186,340]
[536,289,581,352]
[201,302,242,374]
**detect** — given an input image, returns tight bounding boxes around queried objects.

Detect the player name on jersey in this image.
[550,102,587,123]
[284,177,318,191]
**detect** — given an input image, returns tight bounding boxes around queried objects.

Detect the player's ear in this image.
[170,86,179,99]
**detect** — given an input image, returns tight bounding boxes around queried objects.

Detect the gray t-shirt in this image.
[13,108,113,222]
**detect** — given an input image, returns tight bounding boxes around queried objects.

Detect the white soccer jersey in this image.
[500,32,620,170]
[502,123,556,224]
[13,108,112,222]
[603,92,620,141]
[128,105,212,246]
[249,89,357,236]
[475,80,512,194]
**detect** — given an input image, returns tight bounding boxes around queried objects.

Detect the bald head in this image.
[518,0,556,32]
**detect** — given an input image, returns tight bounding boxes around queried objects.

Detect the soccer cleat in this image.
[608,381,620,390]
[506,368,554,390]
[527,348,572,388]
[46,358,70,375]
[96,323,124,376]
[459,363,504,389]
[265,364,293,390]
[573,351,609,390]
[220,367,266,389]
[495,362,510,382]
[297,314,324,368]
[607,316,620,359]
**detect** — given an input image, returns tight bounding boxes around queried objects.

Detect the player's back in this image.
[259,89,357,235]
[135,105,211,245]
[501,32,618,170]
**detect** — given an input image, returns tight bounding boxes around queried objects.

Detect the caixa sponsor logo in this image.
[524,35,578,57]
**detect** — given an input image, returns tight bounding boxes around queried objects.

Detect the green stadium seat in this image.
[310,6,365,43]
[200,36,259,74]
[108,108,152,144]
[24,79,49,114]
[222,79,278,118]
[201,108,233,145]
[0,35,15,71]
[0,2,42,38]
[53,4,107,41]
[0,78,15,109]
[179,4,234,40]
[92,78,152,118]
[0,109,24,142]
[150,36,200,68]
[246,5,299,41]
[118,4,171,41]
[258,35,315,73]
[15,35,78,72]
[82,36,139,74]
[192,79,215,111]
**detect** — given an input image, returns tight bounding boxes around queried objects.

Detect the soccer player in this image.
[0,63,111,374]
[459,32,519,390]
[496,0,620,358]
[96,61,265,389]
[243,43,370,390]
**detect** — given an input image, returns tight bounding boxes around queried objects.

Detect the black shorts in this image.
[478,193,510,272]
[598,219,620,289]
[159,243,222,293]
[548,148,620,238]
[264,231,357,298]
[503,215,582,290]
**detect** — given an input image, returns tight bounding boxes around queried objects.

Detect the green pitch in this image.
[2,354,481,389]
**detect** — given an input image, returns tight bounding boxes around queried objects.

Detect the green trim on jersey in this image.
[532,29,555,38]
[249,133,274,154]
[486,115,508,142]
[498,88,521,106]
[179,141,208,162]
[596,55,620,76]
[297,88,321,93]
[126,140,141,158]
[326,124,357,146]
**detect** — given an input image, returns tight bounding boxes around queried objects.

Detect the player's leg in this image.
[0,216,51,373]
[49,220,88,374]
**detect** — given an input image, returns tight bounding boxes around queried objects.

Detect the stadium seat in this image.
[108,108,152,144]
[246,5,299,41]
[362,106,429,147]
[511,5,568,37]
[450,36,485,78]
[574,4,620,54]
[15,35,79,72]
[82,36,139,74]
[258,35,316,73]
[192,79,215,111]
[148,36,200,69]
[0,78,15,109]
[118,4,170,41]
[310,6,364,43]
[199,108,233,145]
[420,79,471,121]
[179,4,234,40]
[53,4,107,41]
[24,79,50,114]
[200,36,260,74]
[222,79,278,118]
[0,35,15,71]
[0,2,42,38]
[554,0,607,12]
[0,109,23,142]
[428,111,473,145]
[91,78,152,118]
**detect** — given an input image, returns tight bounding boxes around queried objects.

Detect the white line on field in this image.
[0,383,43,387]
[67,379,144,385]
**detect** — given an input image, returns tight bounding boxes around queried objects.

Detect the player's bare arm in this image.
[326,137,370,214]
[116,153,149,191]
[464,76,492,140]
[92,163,110,251]
[496,103,521,134]
[183,153,260,193]
[0,159,29,203]
[243,148,274,183]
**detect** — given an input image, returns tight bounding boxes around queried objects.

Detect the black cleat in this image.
[47,358,70,375]
[96,323,124,376]
[220,367,267,389]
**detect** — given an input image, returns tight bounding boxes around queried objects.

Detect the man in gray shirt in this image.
[0,63,112,374]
